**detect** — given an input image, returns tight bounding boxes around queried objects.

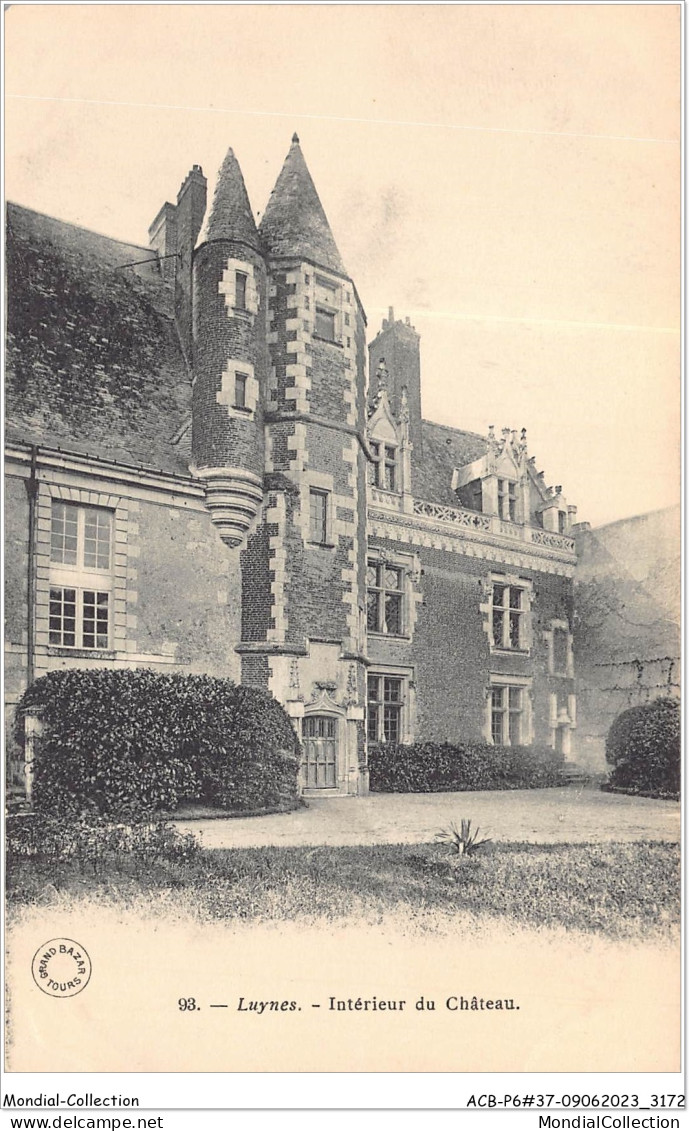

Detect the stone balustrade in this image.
[367,490,575,555]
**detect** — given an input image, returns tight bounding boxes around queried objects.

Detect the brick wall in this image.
[240,519,274,643]
[241,653,271,688]
[269,421,298,472]
[307,427,353,495]
[308,341,350,421]
[268,273,299,413]
[192,240,267,477]
[286,532,354,645]
[354,313,370,643]
[368,536,575,746]
[262,262,367,657]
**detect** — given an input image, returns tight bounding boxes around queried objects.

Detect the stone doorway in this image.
[302,714,338,788]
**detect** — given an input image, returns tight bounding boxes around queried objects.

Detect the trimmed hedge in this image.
[14,669,301,818]
[605,698,680,796]
[368,740,565,793]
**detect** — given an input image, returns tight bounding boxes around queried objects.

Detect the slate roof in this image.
[5,202,192,475]
[258,135,347,275]
[412,420,487,505]
[199,147,261,250]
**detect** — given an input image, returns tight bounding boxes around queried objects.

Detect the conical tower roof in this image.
[258,134,346,275]
[197,147,260,249]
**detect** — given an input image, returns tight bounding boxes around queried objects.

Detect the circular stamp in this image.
[31,938,92,998]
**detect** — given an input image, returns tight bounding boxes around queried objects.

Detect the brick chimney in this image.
[175,165,207,357]
[148,165,207,357]
[368,309,423,454]
[148,202,177,285]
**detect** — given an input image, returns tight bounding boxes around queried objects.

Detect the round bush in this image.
[605,698,680,795]
[14,669,301,818]
[189,682,301,811]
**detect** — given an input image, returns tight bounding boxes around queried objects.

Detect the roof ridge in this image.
[422,417,487,442]
[7,201,152,255]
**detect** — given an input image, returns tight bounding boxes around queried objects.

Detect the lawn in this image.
[6,832,680,940]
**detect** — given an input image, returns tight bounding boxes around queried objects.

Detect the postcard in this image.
[3,0,681,1103]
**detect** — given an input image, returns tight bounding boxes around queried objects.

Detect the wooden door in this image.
[302,715,338,788]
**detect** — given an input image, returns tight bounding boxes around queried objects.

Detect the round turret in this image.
[191,148,268,547]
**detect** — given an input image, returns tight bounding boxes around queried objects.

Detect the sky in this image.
[5,3,681,528]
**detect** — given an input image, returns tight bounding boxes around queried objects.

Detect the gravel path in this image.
[176,786,680,848]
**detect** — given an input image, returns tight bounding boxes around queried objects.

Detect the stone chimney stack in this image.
[148,202,177,286]
[148,165,207,357]
[368,311,423,454]
[175,165,207,357]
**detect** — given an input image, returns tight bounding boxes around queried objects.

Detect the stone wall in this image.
[4,462,243,783]
[132,499,241,676]
[574,508,680,769]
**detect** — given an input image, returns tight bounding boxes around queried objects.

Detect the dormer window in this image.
[498,479,518,522]
[383,446,397,491]
[558,510,568,534]
[457,478,483,512]
[370,442,398,491]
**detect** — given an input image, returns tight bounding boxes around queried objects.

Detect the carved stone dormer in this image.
[454,424,530,522]
[368,310,422,455]
[536,484,577,535]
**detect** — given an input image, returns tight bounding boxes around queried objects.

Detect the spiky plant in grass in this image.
[435,819,491,857]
